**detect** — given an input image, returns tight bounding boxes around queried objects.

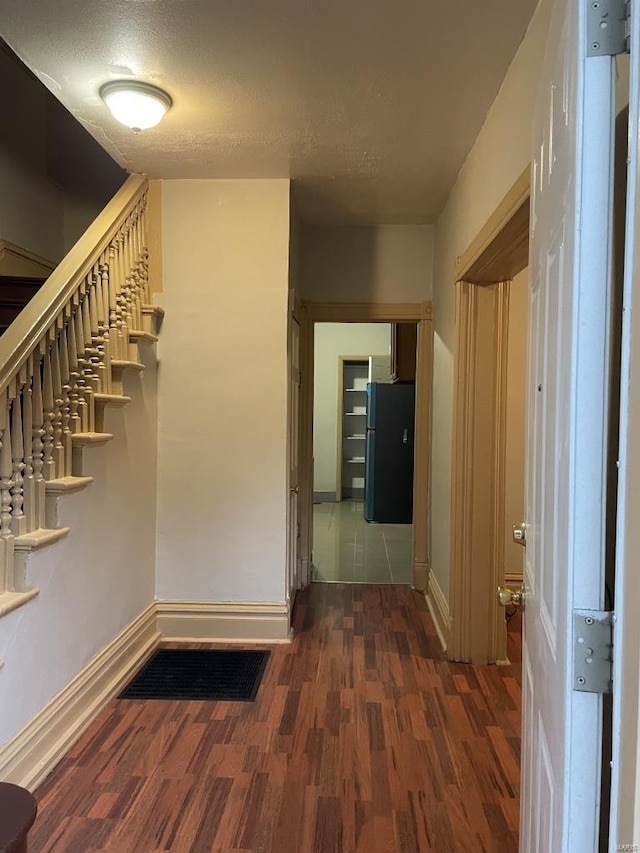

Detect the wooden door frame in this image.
[287,311,302,599]
[297,301,433,591]
[449,168,530,663]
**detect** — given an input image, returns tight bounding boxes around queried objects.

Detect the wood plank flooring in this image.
[30,585,521,852]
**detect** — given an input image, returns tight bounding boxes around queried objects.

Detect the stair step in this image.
[71,432,114,448]
[45,476,94,495]
[142,304,165,321]
[94,393,131,408]
[140,305,164,335]
[110,360,146,395]
[0,588,39,618]
[129,329,159,344]
[93,394,131,431]
[0,276,46,300]
[14,527,70,551]
[111,359,145,373]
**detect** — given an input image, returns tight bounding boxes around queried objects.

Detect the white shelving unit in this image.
[340,361,369,499]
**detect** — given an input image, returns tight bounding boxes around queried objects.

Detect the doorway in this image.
[295,302,432,593]
[312,324,414,584]
[448,167,530,664]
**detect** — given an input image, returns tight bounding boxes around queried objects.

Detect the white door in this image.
[522,0,616,849]
[287,317,301,597]
[609,16,640,850]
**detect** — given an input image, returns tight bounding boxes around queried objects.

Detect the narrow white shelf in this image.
[342,360,369,498]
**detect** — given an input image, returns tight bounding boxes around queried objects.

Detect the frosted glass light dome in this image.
[100,81,172,131]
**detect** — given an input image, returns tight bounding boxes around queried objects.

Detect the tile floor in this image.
[312,499,413,583]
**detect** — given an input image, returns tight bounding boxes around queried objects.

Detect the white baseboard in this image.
[0,603,159,791]
[425,571,450,653]
[156,599,292,642]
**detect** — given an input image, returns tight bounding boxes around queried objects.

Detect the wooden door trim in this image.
[449,170,530,663]
[307,302,432,323]
[296,308,314,589]
[454,167,530,282]
[299,302,433,591]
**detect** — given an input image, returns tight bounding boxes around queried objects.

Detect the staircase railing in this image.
[0,174,149,615]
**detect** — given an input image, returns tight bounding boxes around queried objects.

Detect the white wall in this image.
[156,179,291,604]
[0,349,158,746]
[300,224,434,303]
[313,323,391,497]
[429,0,552,600]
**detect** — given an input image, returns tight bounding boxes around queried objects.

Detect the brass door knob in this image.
[497,585,525,607]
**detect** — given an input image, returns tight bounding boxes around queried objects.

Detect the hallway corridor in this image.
[312,501,413,584]
[30,585,521,853]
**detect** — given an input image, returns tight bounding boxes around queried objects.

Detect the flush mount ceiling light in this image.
[99,81,172,131]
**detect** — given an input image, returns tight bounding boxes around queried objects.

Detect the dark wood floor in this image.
[30,584,522,852]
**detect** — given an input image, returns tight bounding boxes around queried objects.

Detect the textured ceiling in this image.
[0,0,538,223]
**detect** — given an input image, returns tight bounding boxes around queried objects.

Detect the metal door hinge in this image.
[573,610,613,693]
[587,0,631,56]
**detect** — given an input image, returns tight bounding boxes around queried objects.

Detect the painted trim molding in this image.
[306,301,432,323]
[454,167,530,281]
[0,603,159,790]
[425,571,450,653]
[156,600,292,642]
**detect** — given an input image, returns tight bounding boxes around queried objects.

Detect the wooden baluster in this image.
[22,364,35,532]
[0,390,15,591]
[31,355,45,529]
[83,284,101,395]
[74,305,92,432]
[140,200,151,304]
[94,262,109,393]
[42,343,56,480]
[130,213,142,329]
[120,222,134,343]
[67,311,82,434]
[10,387,26,537]
[117,232,127,358]
[60,320,73,475]
[99,262,113,393]
[109,238,124,360]
[51,331,65,478]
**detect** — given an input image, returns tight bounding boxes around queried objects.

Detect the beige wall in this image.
[156,179,291,604]
[313,323,391,497]
[0,349,158,746]
[504,269,528,578]
[429,0,552,599]
[300,224,434,303]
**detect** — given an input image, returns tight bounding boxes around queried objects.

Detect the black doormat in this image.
[119,649,270,701]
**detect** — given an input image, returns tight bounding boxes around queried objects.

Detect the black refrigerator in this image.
[364,382,415,523]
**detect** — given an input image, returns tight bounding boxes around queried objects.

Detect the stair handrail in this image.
[0,174,148,394]
[0,172,151,607]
